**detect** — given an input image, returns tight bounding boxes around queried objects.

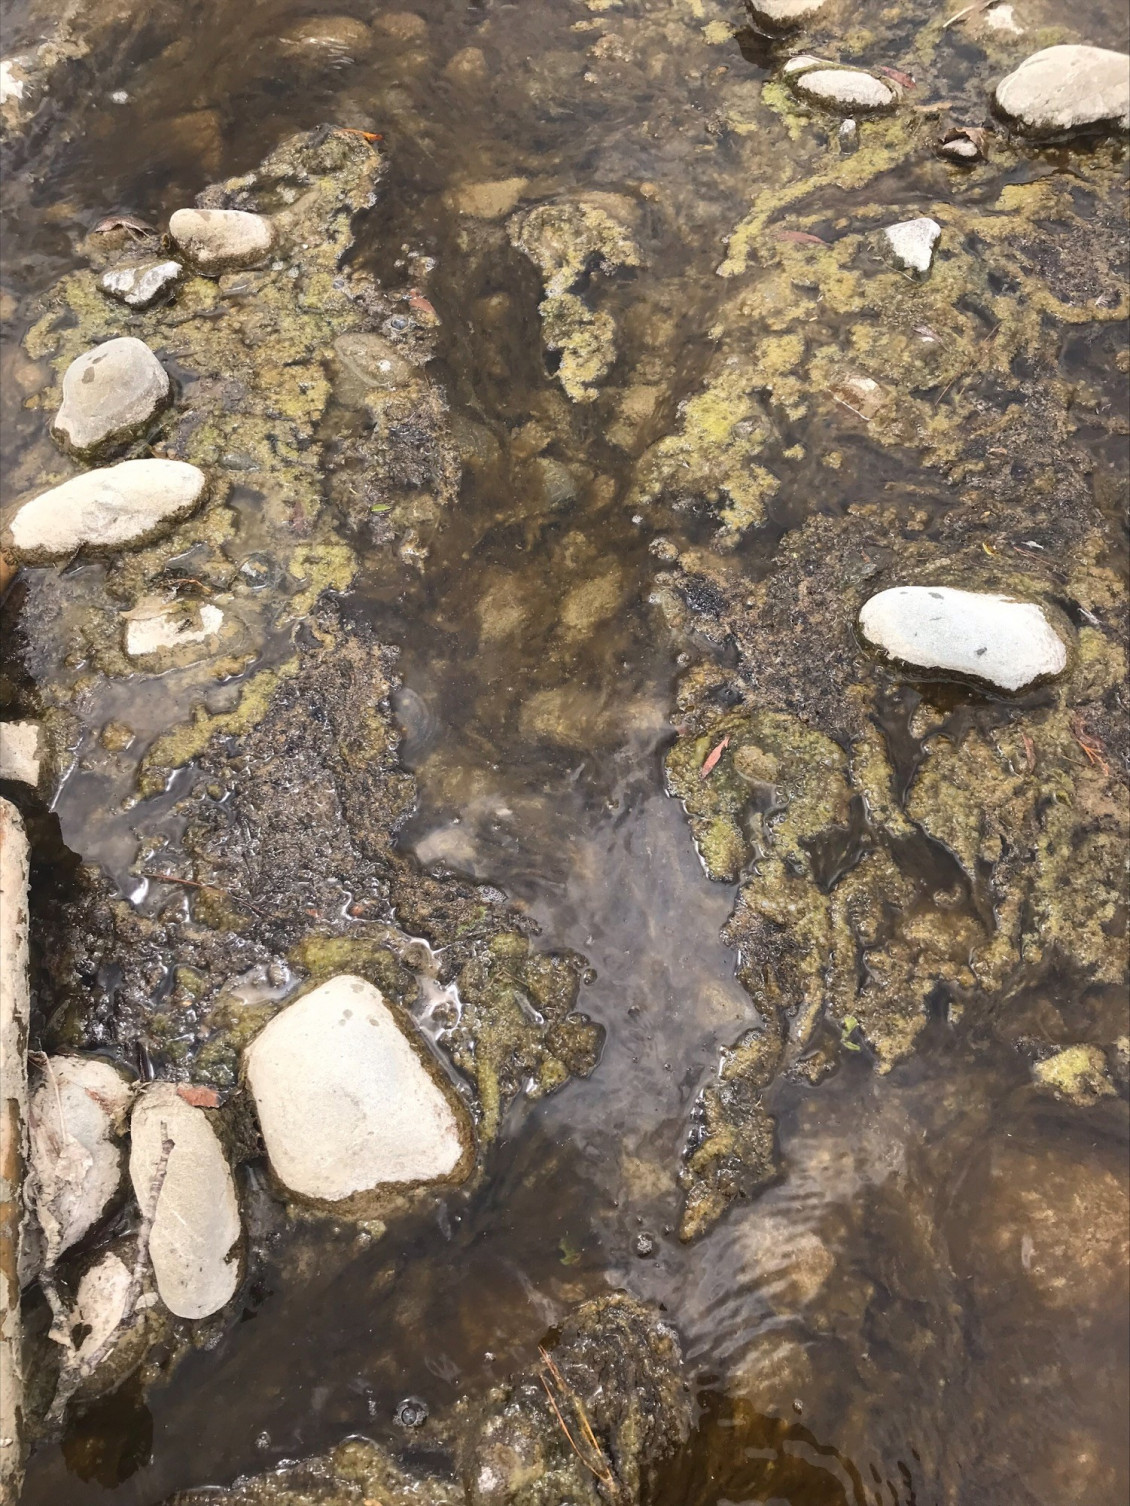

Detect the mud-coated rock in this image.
[128,1082,241,1320]
[100,259,182,310]
[244,974,471,1203]
[994,45,1130,136]
[28,1056,132,1266]
[169,207,273,273]
[277,14,372,58]
[8,458,206,560]
[858,585,1068,691]
[51,336,170,456]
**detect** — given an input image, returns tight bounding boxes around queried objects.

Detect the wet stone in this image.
[28,1055,132,1267]
[858,585,1068,692]
[169,207,274,274]
[994,45,1130,136]
[51,335,170,457]
[0,721,42,786]
[749,0,827,24]
[786,62,898,114]
[124,598,224,661]
[99,259,182,310]
[884,217,941,276]
[243,974,471,1204]
[7,458,206,561]
[128,1081,242,1320]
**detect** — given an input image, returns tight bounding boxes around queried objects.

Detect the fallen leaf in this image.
[773,229,827,246]
[176,1084,220,1109]
[877,65,916,89]
[700,735,729,779]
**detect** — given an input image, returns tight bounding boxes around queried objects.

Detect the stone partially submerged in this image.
[8,458,206,560]
[858,585,1068,691]
[169,207,274,273]
[51,335,170,456]
[244,974,472,1205]
[994,45,1130,137]
[884,217,941,276]
[784,59,899,113]
[28,1055,132,1267]
[128,1082,241,1320]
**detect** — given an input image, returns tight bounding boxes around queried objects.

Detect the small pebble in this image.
[100,258,182,310]
[634,1231,657,1258]
[394,1396,429,1428]
[169,207,274,274]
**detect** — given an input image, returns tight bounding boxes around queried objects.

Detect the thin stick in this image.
[538,1346,616,1490]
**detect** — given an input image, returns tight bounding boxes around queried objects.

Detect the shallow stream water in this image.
[2,0,1128,1502]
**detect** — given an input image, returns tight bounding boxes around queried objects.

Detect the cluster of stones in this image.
[24,975,470,1323]
[4,201,474,1327]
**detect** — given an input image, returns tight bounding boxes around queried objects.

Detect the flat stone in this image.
[788,65,897,113]
[0,722,42,786]
[169,207,274,274]
[244,974,470,1203]
[29,1056,132,1265]
[52,336,170,457]
[749,0,826,24]
[884,217,941,275]
[100,259,183,310]
[124,599,224,660]
[449,177,529,220]
[858,585,1068,692]
[72,1251,133,1366]
[939,135,981,161]
[994,45,1130,136]
[128,1082,241,1320]
[8,458,206,561]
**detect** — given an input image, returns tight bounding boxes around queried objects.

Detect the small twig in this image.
[538,1345,616,1490]
[943,0,991,28]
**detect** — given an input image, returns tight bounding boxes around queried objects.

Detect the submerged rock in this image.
[1033,1044,1115,1105]
[858,585,1068,691]
[7,458,206,560]
[28,1055,132,1267]
[51,335,170,457]
[884,217,941,276]
[128,1082,241,1320]
[169,207,274,273]
[244,974,471,1204]
[994,45,1130,136]
[124,597,224,661]
[785,60,898,113]
[277,14,372,60]
[99,258,182,310]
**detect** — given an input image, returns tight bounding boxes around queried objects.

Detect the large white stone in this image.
[0,721,42,786]
[52,336,170,456]
[29,1056,132,1266]
[995,45,1130,135]
[9,458,206,561]
[789,65,897,113]
[884,217,941,275]
[244,974,469,1203]
[859,586,1068,692]
[169,207,273,273]
[128,1082,241,1320]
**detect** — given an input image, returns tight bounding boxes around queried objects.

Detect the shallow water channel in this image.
[2,0,1128,1502]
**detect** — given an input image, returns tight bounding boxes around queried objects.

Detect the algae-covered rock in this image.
[508,196,641,402]
[658,500,1126,1234]
[168,1294,689,1506]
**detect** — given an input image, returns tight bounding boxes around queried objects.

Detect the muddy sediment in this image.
[1,0,1127,1502]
